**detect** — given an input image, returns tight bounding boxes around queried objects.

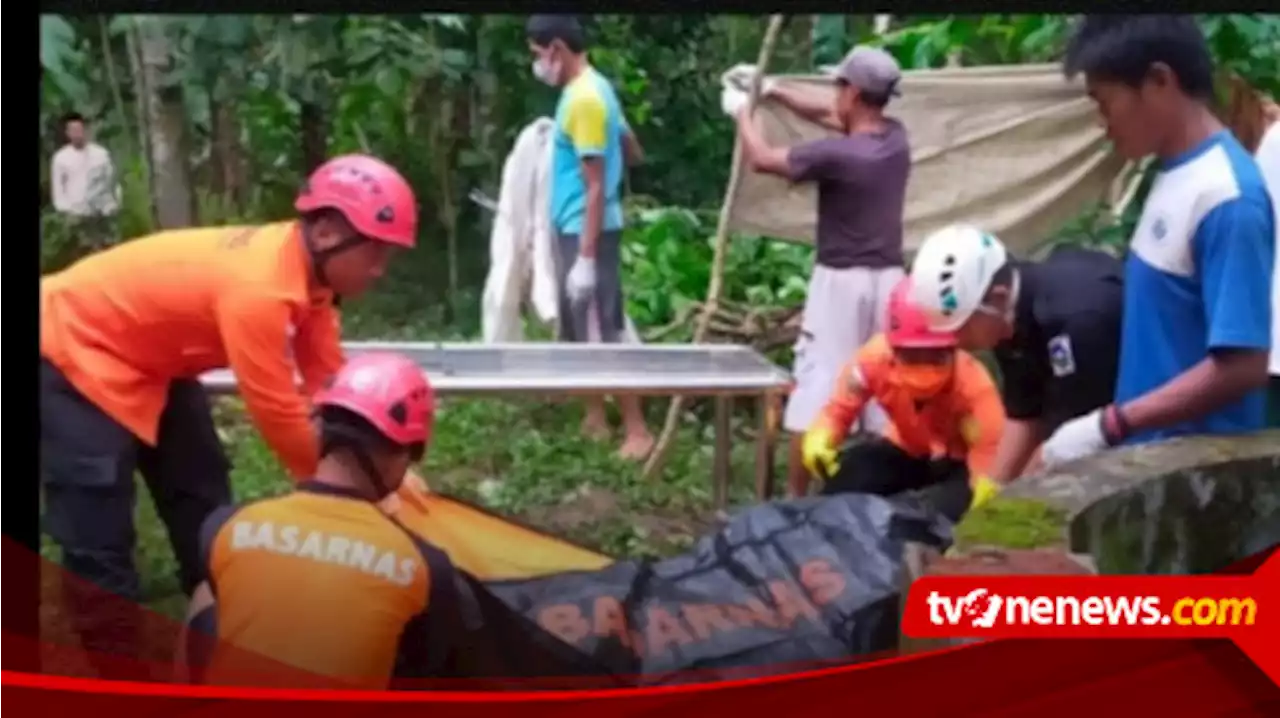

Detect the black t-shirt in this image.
[994,246,1125,431]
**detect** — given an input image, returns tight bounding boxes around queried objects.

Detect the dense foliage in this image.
[40,13,1280,340]
[37,13,1280,605]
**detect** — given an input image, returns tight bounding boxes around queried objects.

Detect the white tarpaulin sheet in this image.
[722,62,1139,256]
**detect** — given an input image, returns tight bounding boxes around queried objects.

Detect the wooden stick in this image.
[642,14,788,482]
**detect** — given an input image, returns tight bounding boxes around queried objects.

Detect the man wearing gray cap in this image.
[734,45,912,498]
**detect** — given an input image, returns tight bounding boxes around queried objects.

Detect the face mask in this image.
[896,363,953,398]
[532,56,560,86]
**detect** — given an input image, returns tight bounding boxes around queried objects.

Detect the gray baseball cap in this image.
[827,46,903,97]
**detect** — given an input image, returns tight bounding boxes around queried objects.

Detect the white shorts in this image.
[783,264,904,435]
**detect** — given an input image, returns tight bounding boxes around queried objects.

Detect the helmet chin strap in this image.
[320,430,398,501]
[975,268,1021,327]
[1003,269,1022,324]
[303,222,367,291]
[350,447,396,501]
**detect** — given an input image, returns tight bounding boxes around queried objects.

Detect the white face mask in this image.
[532,56,561,86]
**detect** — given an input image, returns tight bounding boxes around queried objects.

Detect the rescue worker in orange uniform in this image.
[39,154,418,675]
[180,353,458,689]
[802,278,1006,523]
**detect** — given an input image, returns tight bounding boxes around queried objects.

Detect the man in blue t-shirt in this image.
[526,15,653,459]
[1041,15,1275,468]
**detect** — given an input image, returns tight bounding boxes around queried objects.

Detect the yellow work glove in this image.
[940,476,1002,558]
[968,474,1002,512]
[801,427,841,480]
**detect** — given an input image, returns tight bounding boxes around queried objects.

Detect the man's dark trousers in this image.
[40,359,231,675]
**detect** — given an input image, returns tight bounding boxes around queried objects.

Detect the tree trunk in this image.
[469,16,498,187]
[299,101,327,175]
[210,100,247,216]
[137,17,195,229]
[442,88,473,322]
[98,16,138,165]
[209,89,227,200]
[411,82,442,229]
[125,22,157,230]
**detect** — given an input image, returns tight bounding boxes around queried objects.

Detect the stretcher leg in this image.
[755,391,781,501]
[712,396,733,509]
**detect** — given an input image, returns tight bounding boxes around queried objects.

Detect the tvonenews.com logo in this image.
[926,589,1259,629]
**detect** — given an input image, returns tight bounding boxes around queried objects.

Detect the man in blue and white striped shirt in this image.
[1042,15,1275,467]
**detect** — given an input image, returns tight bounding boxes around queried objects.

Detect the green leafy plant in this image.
[620,206,813,340]
[38,13,1280,617]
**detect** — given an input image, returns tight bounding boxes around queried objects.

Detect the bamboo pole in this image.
[642,14,788,482]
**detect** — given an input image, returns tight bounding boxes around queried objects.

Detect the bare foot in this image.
[617,431,655,461]
[581,417,612,441]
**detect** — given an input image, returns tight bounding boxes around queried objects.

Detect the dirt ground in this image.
[520,485,719,557]
[922,546,1087,576]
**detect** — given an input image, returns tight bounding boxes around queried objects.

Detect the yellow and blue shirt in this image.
[550,67,626,236]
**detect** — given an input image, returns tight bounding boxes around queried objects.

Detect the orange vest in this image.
[40,223,344,478]
[812,334,1006,477]
[203,488,435,688]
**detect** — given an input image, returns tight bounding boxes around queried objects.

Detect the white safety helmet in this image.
[908,224,1010,333]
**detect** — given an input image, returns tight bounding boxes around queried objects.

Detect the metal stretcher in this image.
[200,341,792,507]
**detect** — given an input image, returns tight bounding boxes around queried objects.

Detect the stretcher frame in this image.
[199,341,792,508]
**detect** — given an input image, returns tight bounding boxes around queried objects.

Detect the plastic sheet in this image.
[423,493,950,686]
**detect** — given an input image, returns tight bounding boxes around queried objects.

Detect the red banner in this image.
[4,540,1278,714]
[902,551,1278,681]
[4,637,1278,715]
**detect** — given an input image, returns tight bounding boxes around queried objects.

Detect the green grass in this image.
[955,499,1066,549]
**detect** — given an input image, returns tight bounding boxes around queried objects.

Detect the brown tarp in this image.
[722,62,1141,256]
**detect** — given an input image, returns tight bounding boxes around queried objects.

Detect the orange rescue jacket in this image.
[810,334,1006,477]
[40,222,344,479]
[201,488,436,689]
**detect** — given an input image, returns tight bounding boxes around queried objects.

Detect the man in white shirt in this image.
[50,113,121,250]
[1254,102,1280,426]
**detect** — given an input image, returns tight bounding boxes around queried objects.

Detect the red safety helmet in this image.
[295,154,418,249]
[887,277,959,349]
[315,353,435,449]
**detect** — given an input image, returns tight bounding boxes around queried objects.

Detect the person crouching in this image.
[179,353,461,689]
[802,278,1006,523]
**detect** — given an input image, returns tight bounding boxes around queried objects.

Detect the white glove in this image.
[1040,408,1110,469]
[566,255,597,303]
[721,82,778,118]
[726,64,777,95]
[721,86,748,118]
